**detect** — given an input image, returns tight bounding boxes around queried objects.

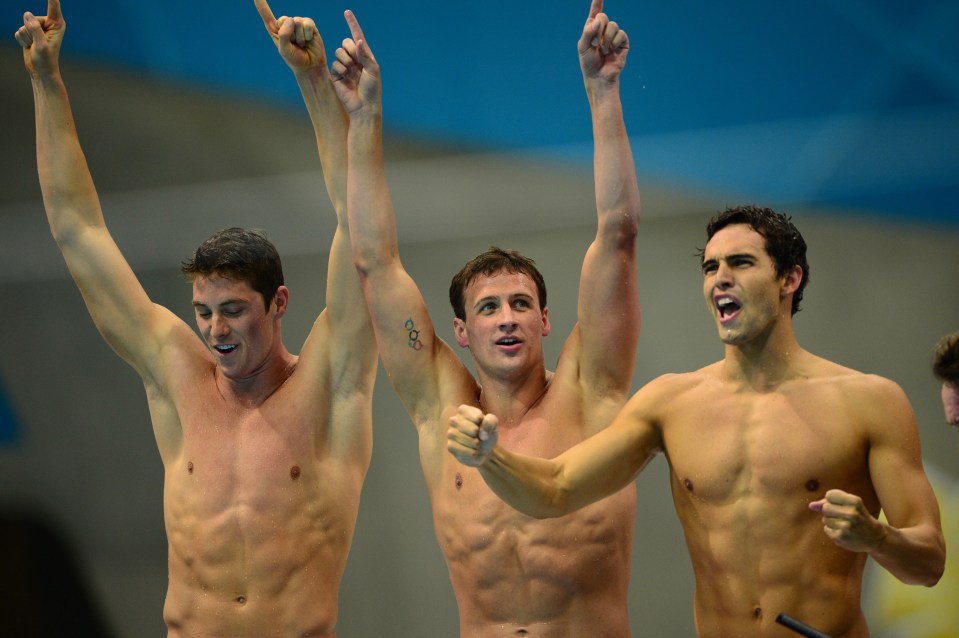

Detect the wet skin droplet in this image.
[683,478,694,492]
[455,473,464,490]
[805,479,820,492]
[187,461,194,474]
[290,465,301,480]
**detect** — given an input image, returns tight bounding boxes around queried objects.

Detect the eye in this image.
[512,298,531,309]
[195,308,211,319]
[701,261,718,275]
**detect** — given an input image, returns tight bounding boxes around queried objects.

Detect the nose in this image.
[714,261,734,289]
[211,314,230,338]
[498,306,518,330]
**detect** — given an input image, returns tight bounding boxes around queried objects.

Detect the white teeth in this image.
[717,298,733,307]
[215,345,237,352]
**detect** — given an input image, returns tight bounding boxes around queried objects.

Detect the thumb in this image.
[808,499,825,512]
[478,413,499,442]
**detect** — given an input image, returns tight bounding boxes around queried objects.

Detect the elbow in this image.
[600,206,639,248]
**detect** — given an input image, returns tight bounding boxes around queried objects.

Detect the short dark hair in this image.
[449,247,547,321]
[933,332,959,384]
[181,228,284,310]
[698,205,810,315]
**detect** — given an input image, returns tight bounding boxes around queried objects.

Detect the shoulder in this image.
[802,358,916,434]
[808,356,908,405]
[625,364,720,417]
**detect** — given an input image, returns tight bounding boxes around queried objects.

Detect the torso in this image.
[424,370,636,637]
[655,359,881,638]
[149,340,368,638]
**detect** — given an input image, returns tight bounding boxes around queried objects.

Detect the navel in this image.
[753,606,763,619]
[235,595,247,605]
[455,473,464,490]
[290,465,301,480]
[805,478,820,492]
[683,478,694,492]
[187,461,194,475]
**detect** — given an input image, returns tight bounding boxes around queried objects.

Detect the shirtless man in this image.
[932,331,959,440]
[16,1,376,635]
[449,205,945,637]
[331,1,641,634]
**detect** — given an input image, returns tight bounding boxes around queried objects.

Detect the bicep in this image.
[361,262,465,421]
[574,234,640,395]
[867,384,941,530]
[62,224,179,377]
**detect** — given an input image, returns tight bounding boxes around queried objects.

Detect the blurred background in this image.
[1,0,957,636]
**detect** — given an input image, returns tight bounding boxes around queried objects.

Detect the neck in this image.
[722,320,804,391]
[215,350,296,407]
[477,366,552,428]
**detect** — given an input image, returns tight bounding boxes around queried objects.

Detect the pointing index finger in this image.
[47,0,62,21]
[344,10,365,43]
[254,0,277,30]
[587,0,604,21]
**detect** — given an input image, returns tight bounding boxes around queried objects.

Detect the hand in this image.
[578,0,629,84]
[809,489,887,553]
[15,0,65,78]
[254,0,327,73]
[447,404,499,468]
[330,10,380,116]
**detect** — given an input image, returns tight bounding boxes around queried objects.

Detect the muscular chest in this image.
[663,389,869,505]
[169,389,326,511]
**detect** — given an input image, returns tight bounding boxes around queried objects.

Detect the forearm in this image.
[32,71,104,242]
[295,67,348,216]
[479,446,571,519]
[346,110,398,275]
[586,78,640,238]
[870,522,945,586]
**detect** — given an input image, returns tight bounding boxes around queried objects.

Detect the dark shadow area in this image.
[0,508,115,638]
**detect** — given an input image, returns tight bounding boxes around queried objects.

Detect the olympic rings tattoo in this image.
[405,318,423,350]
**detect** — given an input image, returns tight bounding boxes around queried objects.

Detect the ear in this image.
[273,286,290,319]
[453,317,469,348]
[780,265,802,298]
[541,306,551,337]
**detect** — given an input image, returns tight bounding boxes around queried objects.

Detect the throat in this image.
[478,372,553,426]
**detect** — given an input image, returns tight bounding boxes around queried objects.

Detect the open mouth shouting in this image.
[715,295,741,325]
[495,335,522,353]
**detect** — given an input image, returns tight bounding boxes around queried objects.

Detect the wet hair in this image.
[697,204,810,315]
[933,331,959,384]
[449,247,547,321]
[180,227,284,311]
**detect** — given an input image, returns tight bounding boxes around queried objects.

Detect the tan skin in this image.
[332,1,642,634]
[17,1,376,635]
[450,224,945,637]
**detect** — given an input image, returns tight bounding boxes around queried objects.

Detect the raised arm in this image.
[16,0,184,381]
[331,11,471,424]
[254,0,376,395]
[809,378,945,586]
[572,0,641,418]
[255,0,377,455]
[447,383,663,518]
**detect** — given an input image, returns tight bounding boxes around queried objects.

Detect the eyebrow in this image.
[192,299,249,308]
